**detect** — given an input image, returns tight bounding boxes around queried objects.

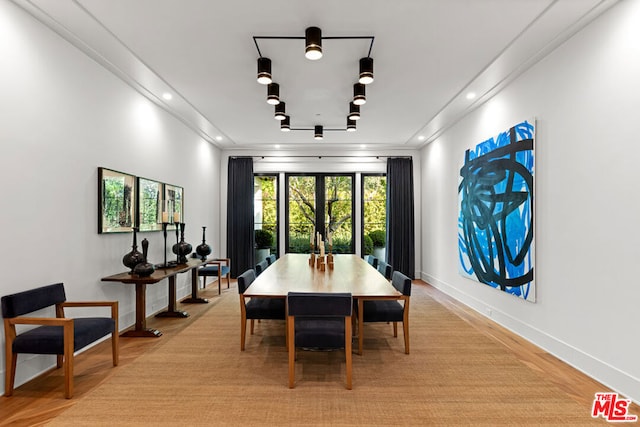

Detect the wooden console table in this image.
[102,258,207,337]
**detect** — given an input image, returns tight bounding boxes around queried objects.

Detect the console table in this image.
[102,258,207,337]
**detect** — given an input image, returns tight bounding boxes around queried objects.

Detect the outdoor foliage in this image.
[368,229,386,248]
[363,234,373,255]
[255,229,274,248]
[102,177,133,227]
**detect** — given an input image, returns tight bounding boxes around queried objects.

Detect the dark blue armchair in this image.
[287,292,353,389]
[198,258,231,294]
[255,259,269,276]
[1,283,118,398]
[365,255,378,269]
[377,260,393,280]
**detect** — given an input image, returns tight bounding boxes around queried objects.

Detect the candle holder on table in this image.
[309,243,316,266]
[157,222,176,268]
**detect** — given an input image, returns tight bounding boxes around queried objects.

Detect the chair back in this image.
[287,292,352,317]
[391,271,412,296]
[365,255,378,269]
[1,283,66,318]
[237,269,256,294]
[255,260,269,276]
[266,254,277,265]
[377,261,393,280]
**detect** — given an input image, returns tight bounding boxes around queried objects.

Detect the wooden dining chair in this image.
[237,269,285,351]
[255,259,269,276]
[287,292,353,389]
[365,255,378,269]
[197,258,231,294]
[377,261,393,280]
[1,283,118,399]
[357,271,411,355]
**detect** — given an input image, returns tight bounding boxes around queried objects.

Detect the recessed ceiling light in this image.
[162,92,173,100]
[466,92,476,100]
[215,136,223,141]
[418,135,425,141]
[360,144,366,149]
[275,144,280,149]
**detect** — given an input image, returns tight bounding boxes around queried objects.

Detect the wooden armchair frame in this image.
[3,297,118,399]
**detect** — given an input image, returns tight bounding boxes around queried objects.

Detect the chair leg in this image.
[63,324,74,399]
[287,316,295,388]
[403,321,410,354]
[250,319,255,334]
[345,318,352,390]
[240,317,247,351]
[393,322,398,337]
[112,331,119,366]
[5,353,17,396]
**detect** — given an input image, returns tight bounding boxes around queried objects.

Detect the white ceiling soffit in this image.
[13,0,618,151]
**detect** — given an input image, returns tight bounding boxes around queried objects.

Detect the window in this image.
[254,175,278,261]
[362,174,387,257]
[286,174,355,254]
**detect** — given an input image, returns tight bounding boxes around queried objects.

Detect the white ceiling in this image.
[16,0,617,151]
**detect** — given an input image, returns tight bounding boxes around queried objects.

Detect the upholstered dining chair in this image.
[197,258,231,294]
[377,261,393,280]
[365,255,378,269]
[357,271,411,354]
[1,283,119,399]
[266,254,277,265]
[287,292,353,389]
[255,259,269,276]
[237,269,286,351]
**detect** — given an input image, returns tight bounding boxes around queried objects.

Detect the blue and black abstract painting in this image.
[458,119,535,302]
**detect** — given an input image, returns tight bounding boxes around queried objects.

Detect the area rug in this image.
[45,283,602,426]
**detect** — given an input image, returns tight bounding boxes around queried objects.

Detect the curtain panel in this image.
[386,157,415,279]
[227,157,255,278]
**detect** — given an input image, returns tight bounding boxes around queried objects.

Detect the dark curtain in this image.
[227,157,254,278]
[386,157,415,279]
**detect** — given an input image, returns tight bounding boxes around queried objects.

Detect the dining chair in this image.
[255,259,269,276]
[266,254,277,265]
[357,271,411,354]
[237,269,285,351]
[365,255,378,269]
[377,261,393,280]
[197,258,231,294]
[1,283,119,398]
[287,292,353,389]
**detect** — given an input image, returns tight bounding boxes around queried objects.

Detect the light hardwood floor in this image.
[0,279,636,426]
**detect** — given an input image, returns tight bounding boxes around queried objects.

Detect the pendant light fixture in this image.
[314,125,323,140]
[280,115,291,131]
[353,83,366,105]
[274,102,286,120]
[348,102,361,120]
[267,83,280,105]
[257,57,272,84]
[305,27,323,60]
[346,119,357,132]
[359,57,374,84]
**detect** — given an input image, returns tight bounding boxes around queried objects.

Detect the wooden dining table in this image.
[244,253,402,354]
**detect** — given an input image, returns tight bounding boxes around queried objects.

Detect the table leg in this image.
[358,298,364,355]
[155,276,189,318]
[121,283,162,337]
[182,265,208,304]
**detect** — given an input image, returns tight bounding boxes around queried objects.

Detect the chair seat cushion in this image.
[360,300,404,323]
[295,317,345,349]
[12,317,115,355]
[198,265,230,277]
[245,297,285,320]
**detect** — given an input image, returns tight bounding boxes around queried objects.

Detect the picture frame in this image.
[98,167,137,234]
[163,183,184,226]
[138,177,163,232]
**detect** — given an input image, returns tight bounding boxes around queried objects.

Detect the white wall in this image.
[420,0,640,403]
[221,149,422,277]
[0,2,221,391]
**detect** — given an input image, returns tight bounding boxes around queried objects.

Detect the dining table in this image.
[243,253,402,354]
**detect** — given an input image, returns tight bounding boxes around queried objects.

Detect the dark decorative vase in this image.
[172,223,192,264]
[134,238,155,277]
[123,227,144,274]
[196,226,212,260]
